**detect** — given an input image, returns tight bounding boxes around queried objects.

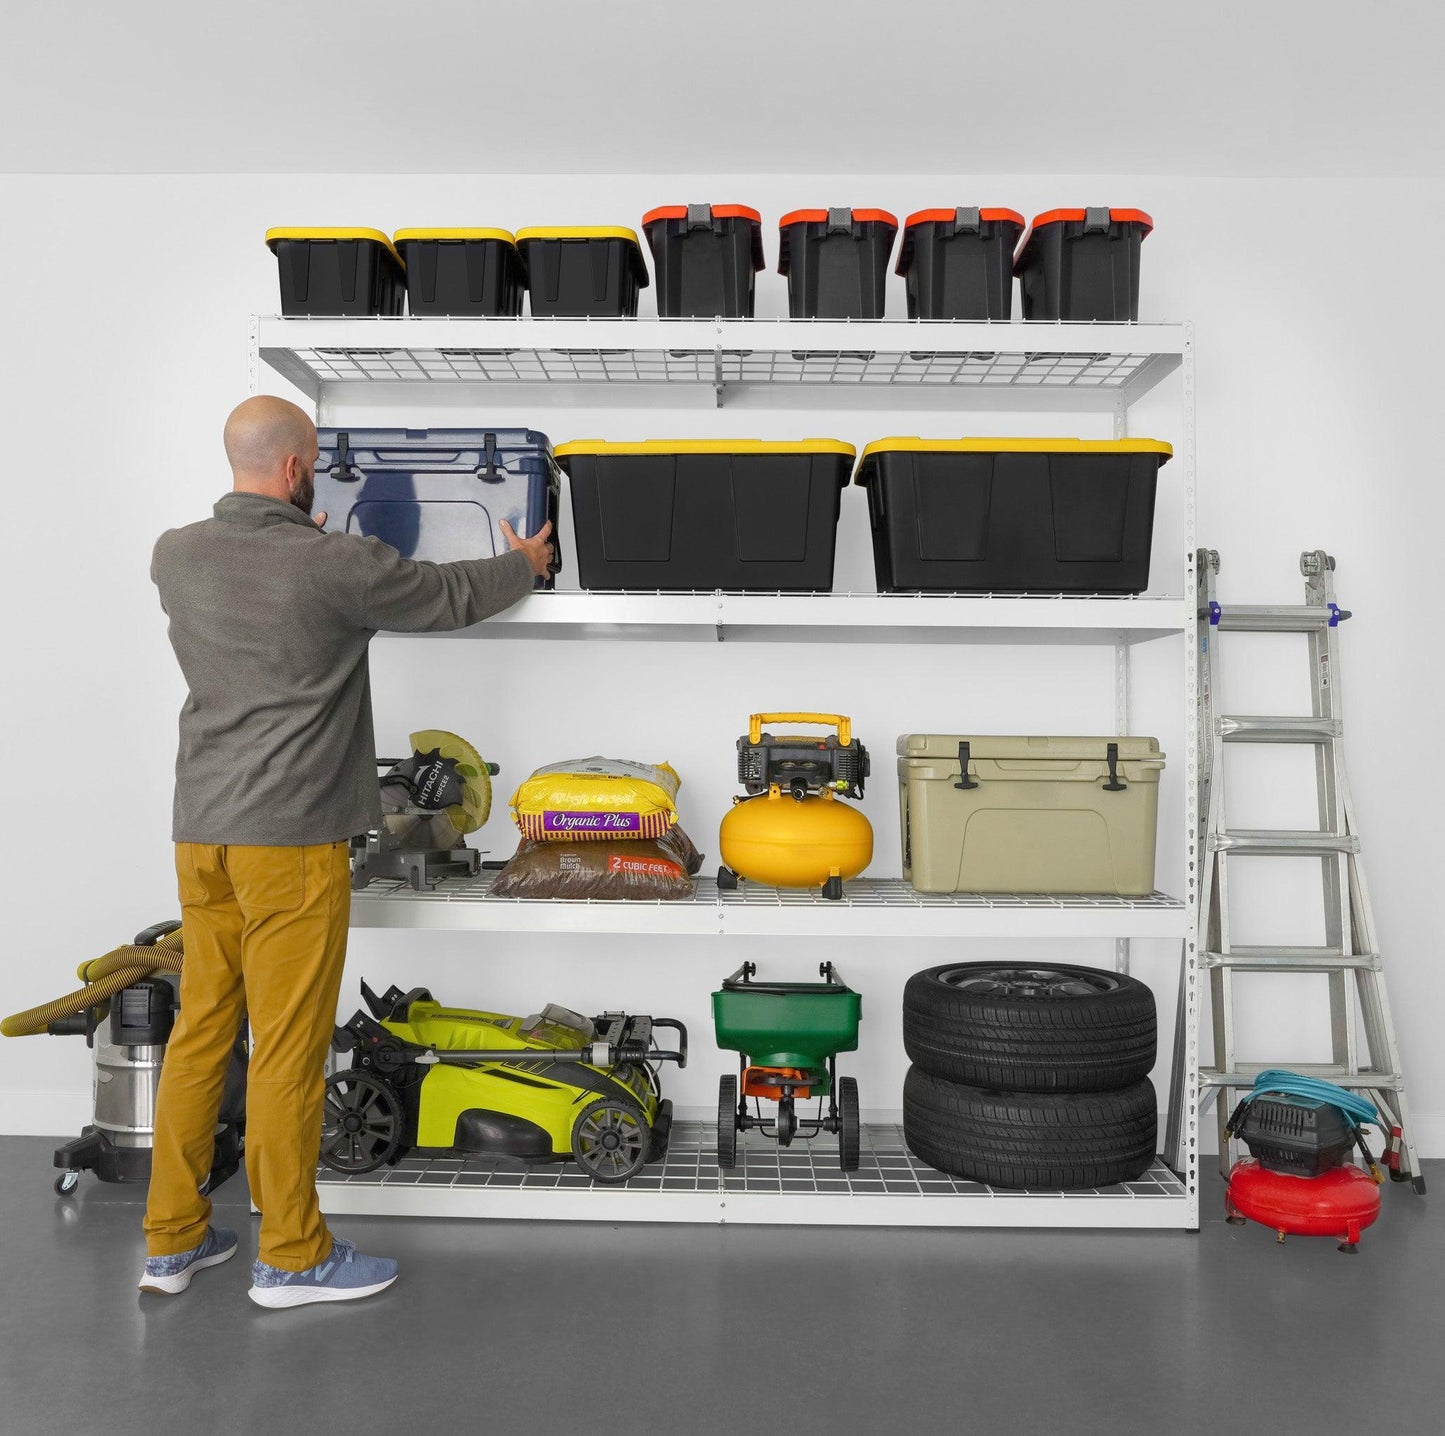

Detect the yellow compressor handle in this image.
[749,712,853,747]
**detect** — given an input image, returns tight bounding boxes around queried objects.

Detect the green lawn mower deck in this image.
[325,981,687,1185]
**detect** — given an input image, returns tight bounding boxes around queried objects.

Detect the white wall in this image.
[1,172,1440,1155]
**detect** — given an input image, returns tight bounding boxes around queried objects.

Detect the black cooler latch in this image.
[952,207,982,235]
[330,432,361,483]
[953,741,979,791]
[1103,742,1127,792]
[477,432,502,481]
[1083,207,1112,234]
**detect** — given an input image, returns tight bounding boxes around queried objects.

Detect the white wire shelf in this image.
[350,873,1187,939]
[385,590,1189,645]
[315,1121,1190,1229]
[256,317,1186,410]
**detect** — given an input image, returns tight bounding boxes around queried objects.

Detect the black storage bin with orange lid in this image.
[642,205,765,318]
[777,208,898,319]
[556,439,855,591]
[393,229,526,316]
[516,227,649,318]
[1014,208,1153,322]
[896,208,1025,321]
[265,228,406,316]
[854,437,1172,594]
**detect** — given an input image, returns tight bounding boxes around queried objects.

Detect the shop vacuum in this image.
[1223,1071,1385,1253]
[0,921,246,1196]
[718,713,872,901]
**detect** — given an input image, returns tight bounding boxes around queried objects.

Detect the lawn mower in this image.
[325,982,687,1184]
[718,713,872,901]
[713,962,861,1170]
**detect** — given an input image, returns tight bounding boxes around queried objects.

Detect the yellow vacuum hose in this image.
[1,931,184,1038]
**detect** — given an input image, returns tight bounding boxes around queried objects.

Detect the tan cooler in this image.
[897,735,1165,894]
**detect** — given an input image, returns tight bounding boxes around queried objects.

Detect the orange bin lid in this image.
[640,205,765,271]
[1026,207,1153,233]
[777,208,898,275]
[896,208,1026,275]
[779,207,899,230]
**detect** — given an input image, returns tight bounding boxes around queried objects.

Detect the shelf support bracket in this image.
[714,346,724,408]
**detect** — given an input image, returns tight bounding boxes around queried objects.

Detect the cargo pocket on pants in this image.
[230,846,306,915]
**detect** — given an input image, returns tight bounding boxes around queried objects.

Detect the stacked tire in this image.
[902,963,1158,1190]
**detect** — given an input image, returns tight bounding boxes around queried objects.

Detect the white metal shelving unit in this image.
[253,315,1199,1232]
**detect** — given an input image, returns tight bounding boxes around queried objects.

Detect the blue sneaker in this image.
[247,1237,397,1309]
[138,1226,238,1295]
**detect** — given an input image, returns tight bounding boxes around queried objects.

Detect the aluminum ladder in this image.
[1165,548,1424,1193]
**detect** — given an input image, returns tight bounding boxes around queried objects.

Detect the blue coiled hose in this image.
[1247,1069,1381,1130]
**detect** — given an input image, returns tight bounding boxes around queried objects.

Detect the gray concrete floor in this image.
[0,1136,1439,1436]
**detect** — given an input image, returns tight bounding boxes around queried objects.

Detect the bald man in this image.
[141,396,552,1308]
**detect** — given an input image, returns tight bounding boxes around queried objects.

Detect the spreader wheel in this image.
[717,1074,739,1168]
[838,1076,861,1171]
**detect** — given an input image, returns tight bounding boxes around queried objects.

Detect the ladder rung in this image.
[1208,605,1338,633]
[1200,1065,1403,1092]
[1218,715,1341,743]
[1212,829,1360,856]
[1203,947,1381,971]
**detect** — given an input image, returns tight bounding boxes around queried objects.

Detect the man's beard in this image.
[290,470,314,516]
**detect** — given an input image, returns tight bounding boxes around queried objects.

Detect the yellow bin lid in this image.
[857,436,1171,480]
[555,438,856,460]
[515,225,643,246]
[393,228,518,247]
[265,227,403,264]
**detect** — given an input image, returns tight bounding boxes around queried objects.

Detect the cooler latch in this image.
[1103,742,1127,792]
[952,207,981,234]
[827,208,855,235]
[686,204,714,230]
[953,741,979,791]
[330,432,361,483]
[477,431,502,481]
[1083,207,1112,234]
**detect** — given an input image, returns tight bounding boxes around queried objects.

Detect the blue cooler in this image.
[315,428,561,589]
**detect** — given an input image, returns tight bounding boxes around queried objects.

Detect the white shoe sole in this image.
[138,1243,237,1295]
[247,1274,397,1309]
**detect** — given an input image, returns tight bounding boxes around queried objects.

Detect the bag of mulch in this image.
[510,756,681,841]
[491,825,703,901]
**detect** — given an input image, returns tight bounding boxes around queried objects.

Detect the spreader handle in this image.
[748,712,852,746]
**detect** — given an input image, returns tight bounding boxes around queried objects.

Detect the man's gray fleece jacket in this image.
[152,492,534,846]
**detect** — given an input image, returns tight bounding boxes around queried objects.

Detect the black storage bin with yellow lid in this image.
[515,227,649,318]
[1014,208,1153,322]
[641,204,765,318]
[556,439,855,591]
[778,209,898,319]
[855,437,1172,594]
[896,208,1025,321]
[265,228,406,317]
[393,229,525,317]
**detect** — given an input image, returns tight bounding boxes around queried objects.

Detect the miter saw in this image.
[351,729,498,891]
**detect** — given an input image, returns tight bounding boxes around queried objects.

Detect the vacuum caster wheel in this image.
[54,1171,79,1197]
[822,876,843,901]
[717,866,739,891]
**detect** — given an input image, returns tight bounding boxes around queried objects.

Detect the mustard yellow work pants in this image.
[144,841,351,1270]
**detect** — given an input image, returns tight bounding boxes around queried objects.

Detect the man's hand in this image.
[500,518,555,579]
[314,511,327,527]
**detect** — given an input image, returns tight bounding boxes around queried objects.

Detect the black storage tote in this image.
[556,439,855,592]
[777,208,898,319]
[393,228,525,317]
[515,226,649,318]
[1014,208,1153,322]
[641,204,765,318]
[266,227,406,317]
[855,437,1171,594]
[895,208,1025,321]
[315,428,561,591]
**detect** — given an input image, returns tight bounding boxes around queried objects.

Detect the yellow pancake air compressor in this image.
[718,713,872,901]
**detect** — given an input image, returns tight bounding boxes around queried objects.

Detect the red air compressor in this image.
[1223,1073,1385,1253]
